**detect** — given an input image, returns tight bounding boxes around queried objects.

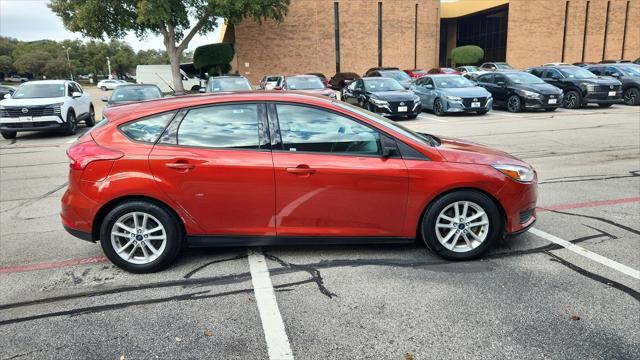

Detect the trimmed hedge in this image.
[193,43,235,76]
[451,45,484,65]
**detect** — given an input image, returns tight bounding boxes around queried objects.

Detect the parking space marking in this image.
[417,114,447,122]
[529,227,640,280]
[248,250,294,360]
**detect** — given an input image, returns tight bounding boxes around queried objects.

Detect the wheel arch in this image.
[416,186,507,241]
[92,195,186,242]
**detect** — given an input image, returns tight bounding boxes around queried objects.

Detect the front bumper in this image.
[0,115,64,132]
[495,177,538,235]
[523,96,562,109]
[444,98,493,113]
[370,102,422,117]
[583,91,623,104]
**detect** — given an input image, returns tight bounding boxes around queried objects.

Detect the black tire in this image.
[623,87,639,106]
[433,98,445,116]
[1,131,16,139]
[598,104,613,108]
[99,200,182,273]
[563,90,582,109]
[506,95,523,113]
[544,107,557,112]
[190,85,201,92]
[476,110,488,115]
[421,190,502,261]
[64,110,77,135]
[85,105,96,127]
[100,86,107,91]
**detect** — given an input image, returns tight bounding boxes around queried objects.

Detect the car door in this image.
[270,103,409,237]
[72,82,91,116]
[476,74,499,104]
[410,78,426,103]
[148,103,276,236]
[542,69,565,90]
[422,77,436,108]
[492,73,510,104]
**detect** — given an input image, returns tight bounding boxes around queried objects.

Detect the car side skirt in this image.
[187,235,415,248]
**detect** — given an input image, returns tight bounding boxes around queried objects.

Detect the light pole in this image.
[106,57,112,79]
[63,46,73,80]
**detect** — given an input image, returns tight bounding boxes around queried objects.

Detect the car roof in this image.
[103,92,336,124]
[113,84,161,88]
[20,80,68,85]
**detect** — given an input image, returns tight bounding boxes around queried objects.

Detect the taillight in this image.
[67,139,124,170]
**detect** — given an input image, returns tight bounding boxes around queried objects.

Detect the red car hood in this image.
[435,137,530,167]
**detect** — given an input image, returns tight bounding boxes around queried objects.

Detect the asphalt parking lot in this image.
[1,88,639,359]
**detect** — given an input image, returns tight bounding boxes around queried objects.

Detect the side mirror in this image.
[101,97,108,102]
[381,137,399,158]
[610,73,621,77]
[3,93,10,99]
[497,81,505,87]
[425,84,434,89]
[72,91,82,98]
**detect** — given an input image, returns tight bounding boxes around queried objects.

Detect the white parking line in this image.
[248,250,294,360]
[417,114,448,122]
[529,227,640,280]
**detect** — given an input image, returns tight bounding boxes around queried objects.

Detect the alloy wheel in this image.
[507,96,521,112]
[434,99,444,115]
[624,88,638,105]
[564,92,578,109]
[110,211,167,265]
[435,201,489,253]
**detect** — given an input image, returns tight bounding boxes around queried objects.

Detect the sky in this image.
[0,0,221,51]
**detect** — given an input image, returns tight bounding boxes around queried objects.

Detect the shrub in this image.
[193,43,235,76]
[451,45,484,65]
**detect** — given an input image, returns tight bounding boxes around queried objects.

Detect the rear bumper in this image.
[63,225,94,242]
[60,181,99,241]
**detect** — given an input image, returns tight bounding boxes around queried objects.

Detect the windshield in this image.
[379,70,411,81]
[559,67,597,79]
[364,78,405,92]
[505,72,546,84]
[11,84,65,99]
[434,76,474,88]
[286,77,324,90]
[618,65,640,76]
[110,86,162,103]
[496,63,514,69]
[207,77,252,92]
[335,102,438,147]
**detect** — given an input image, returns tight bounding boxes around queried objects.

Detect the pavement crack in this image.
[539,170,640,184]
[544,208,640,236]
[182,254,248,279]
[1,182,68,214]
[544,251,640,302]
[264,252,337,299]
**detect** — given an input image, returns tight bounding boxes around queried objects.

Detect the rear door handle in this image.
[165,162,195,170]
[286,165,316,175]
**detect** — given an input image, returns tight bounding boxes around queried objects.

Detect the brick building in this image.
[221,0,639,83]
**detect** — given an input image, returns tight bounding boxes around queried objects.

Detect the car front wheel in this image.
[1,131,16,139]
[563,90,582,109]
[85,105,96,127]
[506,95,523,112]
[99,201,182,273]
[64,111,77,135]
[433,98,445,116]
[421,190,502,260]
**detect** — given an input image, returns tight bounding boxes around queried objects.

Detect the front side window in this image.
[67,83,75,96]
[543,69,562,78]
[605,67,623,77]
[120,112,175,143]
[477,74,494,83]
[276,104,381,155]
[177,104,262,149]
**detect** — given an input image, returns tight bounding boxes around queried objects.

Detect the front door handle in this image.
[165,162,195,170]
[286,165,316,175]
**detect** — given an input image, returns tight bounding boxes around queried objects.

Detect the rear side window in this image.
[276,104,381,155]
[177,104,263,149]
[120,112,175,143]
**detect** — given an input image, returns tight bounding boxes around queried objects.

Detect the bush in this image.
[451,45,484,65]
[193,43,234,77]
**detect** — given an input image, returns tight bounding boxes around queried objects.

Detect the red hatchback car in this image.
[427,68,462,75]
[62,92,537,273]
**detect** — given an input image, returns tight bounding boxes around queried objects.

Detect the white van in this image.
[135,65,203,93]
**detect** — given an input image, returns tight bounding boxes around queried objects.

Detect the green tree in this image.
[136,49,170,65]
[50,0,290,93]
[451,45,484,66]
[0,55,14,77]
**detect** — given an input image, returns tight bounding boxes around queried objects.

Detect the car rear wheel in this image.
[1,131,16,139]
[506,95,523,112]
[563,90,582,109]
[64,111,77,135]
[85,105,96,127]
[421,190,502,260]
[100,86,107,91]
[100,201,182,273]
[623,87,639,105]
[433,98,445,116]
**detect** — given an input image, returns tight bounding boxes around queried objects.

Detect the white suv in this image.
[0,80,94,139]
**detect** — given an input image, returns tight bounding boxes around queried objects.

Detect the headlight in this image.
[581,83,596,91]
[47,102,64,107]
[445,95,462,102]
[487,94,493,99]
[519,90,542,99]
[493,164,535,183]
[370,98,389,106]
